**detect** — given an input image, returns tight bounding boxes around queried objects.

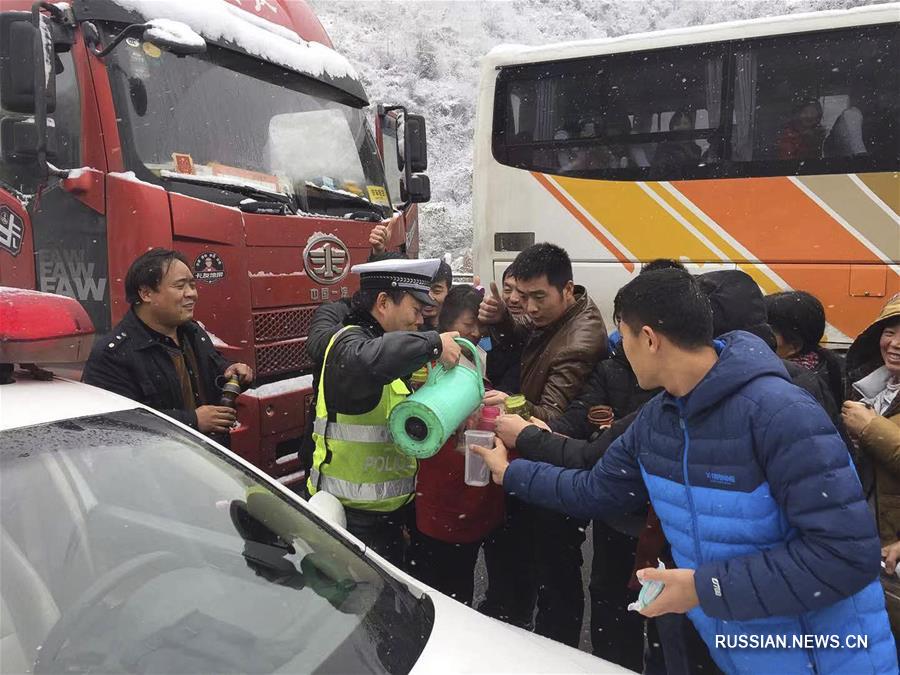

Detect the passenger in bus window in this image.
[600,115,631,169]
[826,84,899,159]
[826,104,868,157]
[653,108,701,168]
[776,99,825,160]
[553,128,584,173]
[554,118,629,173]
[628,113,654,167]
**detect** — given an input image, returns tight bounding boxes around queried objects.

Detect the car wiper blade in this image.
[160,171,297,214]
[304,181,383,215]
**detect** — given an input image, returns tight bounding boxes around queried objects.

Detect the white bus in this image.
[472,3,899,344]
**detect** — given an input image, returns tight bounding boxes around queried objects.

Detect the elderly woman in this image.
[843,293,900,635]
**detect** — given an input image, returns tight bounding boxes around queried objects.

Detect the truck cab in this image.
[0,0,430,486]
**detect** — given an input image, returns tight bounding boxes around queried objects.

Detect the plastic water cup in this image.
[464,430,494,487]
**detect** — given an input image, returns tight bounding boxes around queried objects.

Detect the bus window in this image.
[492,45,725,179]
[731,24,898,169]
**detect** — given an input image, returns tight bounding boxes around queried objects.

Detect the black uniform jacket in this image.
[321,310,443,415]
[82,308,231,430]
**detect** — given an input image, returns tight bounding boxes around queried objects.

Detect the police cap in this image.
[351,258,441,307]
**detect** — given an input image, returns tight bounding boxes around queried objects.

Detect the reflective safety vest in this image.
[307,326,418,512]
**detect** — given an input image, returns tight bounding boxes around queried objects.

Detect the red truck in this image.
[0,0,430,486]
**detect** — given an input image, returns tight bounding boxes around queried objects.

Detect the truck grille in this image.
[255,338,311,378]
[253,306,316,343]
[253,307,317,377]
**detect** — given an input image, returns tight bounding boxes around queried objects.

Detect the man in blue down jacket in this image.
[474,269,896,674]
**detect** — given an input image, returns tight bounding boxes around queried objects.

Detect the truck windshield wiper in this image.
[304,182,384,217]
[160,171,297,214]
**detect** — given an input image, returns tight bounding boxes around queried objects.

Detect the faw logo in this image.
[303,234,350,285]
[0,206,24,256]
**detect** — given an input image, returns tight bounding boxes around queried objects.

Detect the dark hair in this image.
[434,260,453,289]
[438,285,483,332]
[764,291,826,354]
[501,262,517,282]
[695,269,776,349]
[613,269,713,349]
[765,290,844,404]
[125,248,191,305]
[792,98,822,119]
[641,258,687,274]
[668,108,693,131]
[512,243,573,292]
[351,288,407,313]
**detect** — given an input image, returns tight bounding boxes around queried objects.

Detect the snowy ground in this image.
[310,0,882,270]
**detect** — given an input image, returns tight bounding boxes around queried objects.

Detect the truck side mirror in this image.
[0,116,58,163]
[0,11,57,114]
[405,173,430,204]
[377,106,431,206]
[402,113,429,203]
[403,114,427,173]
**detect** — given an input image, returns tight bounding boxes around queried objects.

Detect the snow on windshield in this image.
[111,0,357,81]
[269,110,369,189]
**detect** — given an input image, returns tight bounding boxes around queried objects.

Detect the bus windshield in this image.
[104,26,392,218]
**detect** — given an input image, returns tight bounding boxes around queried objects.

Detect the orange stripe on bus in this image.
[675,176,898,338]
[531,172,635,273]
[673,176,882,263]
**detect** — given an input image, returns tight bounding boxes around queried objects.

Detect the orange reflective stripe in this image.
[531,172,635,272]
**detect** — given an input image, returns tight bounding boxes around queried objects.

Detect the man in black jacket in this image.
[83,249,253,438]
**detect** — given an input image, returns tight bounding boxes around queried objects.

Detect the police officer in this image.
[307,258,462,566]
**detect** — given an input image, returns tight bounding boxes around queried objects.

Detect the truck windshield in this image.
[0,408,432,673]
[103,26,391,218]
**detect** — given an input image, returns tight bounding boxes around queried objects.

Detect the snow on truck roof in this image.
[484,3,899,68]
[105,0,363,101]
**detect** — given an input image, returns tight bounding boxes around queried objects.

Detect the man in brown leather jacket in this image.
[482,243,608,419]
[479,243,608,648]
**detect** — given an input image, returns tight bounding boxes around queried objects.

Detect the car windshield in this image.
[103,24,392,218]
[0,408,432,674]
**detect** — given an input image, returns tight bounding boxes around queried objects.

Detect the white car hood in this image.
[411,590,634,674]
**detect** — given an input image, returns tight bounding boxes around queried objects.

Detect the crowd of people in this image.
[80,233,899,673]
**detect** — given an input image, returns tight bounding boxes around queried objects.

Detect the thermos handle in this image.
[425,359,441,385]
[453,337,485,396]
[423,338,483,390]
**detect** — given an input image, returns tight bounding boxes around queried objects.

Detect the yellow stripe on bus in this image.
[553,177,719,263]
